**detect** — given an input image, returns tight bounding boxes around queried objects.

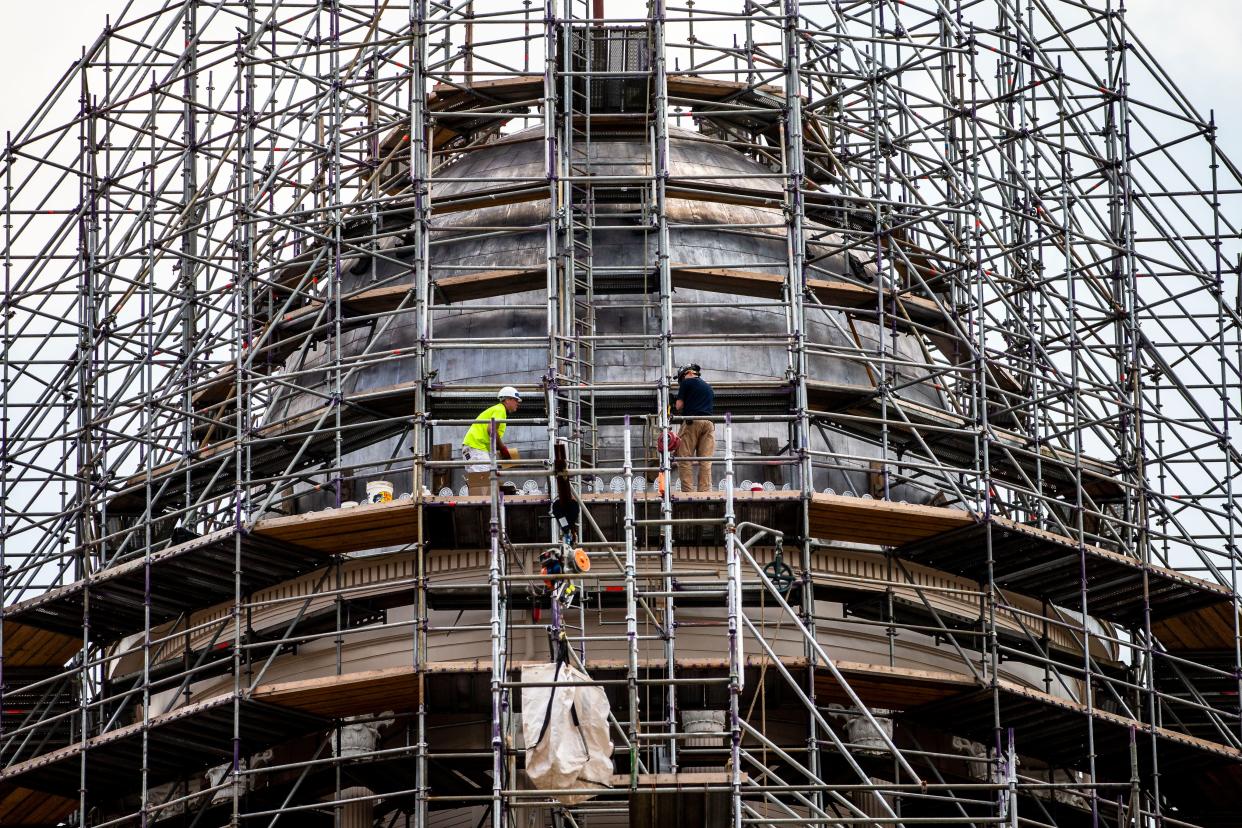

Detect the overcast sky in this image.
[0,2,1238,157]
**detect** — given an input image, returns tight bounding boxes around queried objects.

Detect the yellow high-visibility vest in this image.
[463,402,507,450]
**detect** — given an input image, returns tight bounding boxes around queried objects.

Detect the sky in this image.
[0,1,1238,148]
[0,1,1236,556]
[1126,0,1242,140]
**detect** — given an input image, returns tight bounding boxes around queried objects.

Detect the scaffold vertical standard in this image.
[2,1,1241,826]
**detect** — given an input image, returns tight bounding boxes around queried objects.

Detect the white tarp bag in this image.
[521,662,614,804]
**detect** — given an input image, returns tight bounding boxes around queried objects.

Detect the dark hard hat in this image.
[676,363,701,380]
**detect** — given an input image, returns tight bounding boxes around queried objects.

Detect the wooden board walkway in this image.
[1152,600,1241,652]
[30,491,1229,654]
[4,656,1237,825]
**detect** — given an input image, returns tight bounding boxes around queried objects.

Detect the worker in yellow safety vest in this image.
[462,386,522,472]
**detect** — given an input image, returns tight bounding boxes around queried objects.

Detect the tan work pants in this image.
[676,419,716,492]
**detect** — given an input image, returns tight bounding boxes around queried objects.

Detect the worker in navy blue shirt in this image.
[673,363,715,491]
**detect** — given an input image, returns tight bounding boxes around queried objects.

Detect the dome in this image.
[271,128,944,505]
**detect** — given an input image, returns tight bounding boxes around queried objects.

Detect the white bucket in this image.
[366,480,394,504]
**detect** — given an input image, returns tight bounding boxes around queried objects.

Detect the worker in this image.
[673,363,715,492]
[462,386,522,472]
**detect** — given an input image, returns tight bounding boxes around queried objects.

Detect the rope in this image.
[532,634,589,757]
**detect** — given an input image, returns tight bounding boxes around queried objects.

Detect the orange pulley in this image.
[572,548,591,573]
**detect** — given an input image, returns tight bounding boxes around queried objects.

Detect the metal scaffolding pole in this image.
[1,3,1240,826]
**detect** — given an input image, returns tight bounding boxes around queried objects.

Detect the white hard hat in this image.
[498,385,522,400]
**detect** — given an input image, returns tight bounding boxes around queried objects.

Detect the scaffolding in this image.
[2,1,1241,826]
